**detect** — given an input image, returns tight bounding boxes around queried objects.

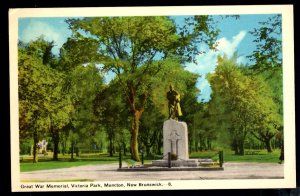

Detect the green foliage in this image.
[67,17,179,68]
[93,81,130,156]
[59,37,100,71]
[66,16,216,161]
[139,99,165,156]
[19,38,74,162]
[20,160,117,172]
[192,103,219,151]
[245,15,283,152]
[246,15,283,117]
[68,64,104,136]
[208,54,281,155]
[148,58,199,117]
[58,41,105,157]
[246,15,283,118]
[20,36,56,67]
[19,138,33,155]
[248,14,282,69]
[19,38,75,161]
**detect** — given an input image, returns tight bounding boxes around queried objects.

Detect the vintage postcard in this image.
[9,5,295,191]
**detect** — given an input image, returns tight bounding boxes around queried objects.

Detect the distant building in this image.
[37,140,48,154]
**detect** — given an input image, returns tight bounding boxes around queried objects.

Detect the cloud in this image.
[20,20,64,55]
[184,31,247,102]
[217,31,246,57]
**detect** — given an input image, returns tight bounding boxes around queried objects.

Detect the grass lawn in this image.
[20,153,122,172]
[20,160,117,172]
[190,149,281,163]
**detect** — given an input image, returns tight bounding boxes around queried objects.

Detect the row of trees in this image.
[196,15,283,155]
[19,37,104,162]
[207,54,282,155]
[19,15,283,162]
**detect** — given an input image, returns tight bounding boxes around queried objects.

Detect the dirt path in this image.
[20,162,284,182]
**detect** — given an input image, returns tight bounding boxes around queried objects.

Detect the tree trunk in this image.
[265,138,272,153]
[199,138,204,151]
[157,141,162,155]
[62,143,65,156]
[75,147,79,157]
[146,145,151,157]
[130,111,141,161]
[123,142,127,156]
[279,140,284,162]
[62,140,66,156]
[33,130,38,163]
[189,138,192,153]
[238,140,245,155]
[113,140,116,154]
[194,140,198,152]
[109,137,113,157]
[71,140,74,160]
[232,139,238,155]
[52,131,59,161]
[207,139,211,150]
[156,132,163,155]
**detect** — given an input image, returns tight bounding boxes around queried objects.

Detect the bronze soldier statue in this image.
[167,84,182,120]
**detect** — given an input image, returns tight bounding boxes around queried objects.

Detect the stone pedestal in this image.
[163,119,189,160]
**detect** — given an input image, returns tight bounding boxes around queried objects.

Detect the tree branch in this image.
[251,131,264,142]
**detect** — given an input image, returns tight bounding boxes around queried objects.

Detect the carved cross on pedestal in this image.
[169,130,181,156]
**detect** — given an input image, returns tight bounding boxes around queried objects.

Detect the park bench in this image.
[245,150,260,155]
[125,159,137,168]
[124,159,143,168]
[198,158,215,166]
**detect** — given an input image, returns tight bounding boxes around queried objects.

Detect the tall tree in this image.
[247,14,283,114]
[94,82,128,156]
[208,54,280,155]
[193,104,219,151]
[67,16,218,160]
[58,37,105,159]
[19,50,48,162]
[58,37,100,71]
[139,100,164,157]
[208,55,250,155]
[247,14,283,152]
[68,64,104,156]
[248,14,282,70]
[47,85,73,160]
[180,74,201,153]
[18,38,73,162]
